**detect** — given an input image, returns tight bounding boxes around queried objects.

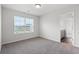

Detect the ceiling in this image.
[2,4,78,16]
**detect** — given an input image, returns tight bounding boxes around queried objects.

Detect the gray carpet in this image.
[1,37,79,54]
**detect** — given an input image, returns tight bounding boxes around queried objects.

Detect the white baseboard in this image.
[40,35,60,43]
[2,36,39,45]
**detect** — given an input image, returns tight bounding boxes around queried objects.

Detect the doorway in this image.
[60,11,74,45]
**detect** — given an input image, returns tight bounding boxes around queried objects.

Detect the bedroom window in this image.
[14,16,34,34]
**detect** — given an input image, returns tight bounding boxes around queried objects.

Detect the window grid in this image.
[14,16,34,34]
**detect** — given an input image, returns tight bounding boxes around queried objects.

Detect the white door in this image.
[65,17,74,39]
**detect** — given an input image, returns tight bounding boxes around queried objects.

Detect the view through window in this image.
[14,16,34,33]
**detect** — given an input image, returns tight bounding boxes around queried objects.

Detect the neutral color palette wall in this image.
[40,13,60,42]
[2,7,40,44]
[40,7,74,43]
[74,6,79,47]
[40,6,79,48]
[0,5,1,51]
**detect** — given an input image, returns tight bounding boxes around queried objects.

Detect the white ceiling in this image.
[2,4,78,16]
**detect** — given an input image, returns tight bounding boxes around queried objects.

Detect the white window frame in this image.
[14,16,34,34]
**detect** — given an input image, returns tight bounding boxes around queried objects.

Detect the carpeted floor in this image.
[1,37,79,54]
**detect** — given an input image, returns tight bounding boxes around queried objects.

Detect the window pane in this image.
[14,16,25,33]
[25,18,34,32]
[14,16,34,34]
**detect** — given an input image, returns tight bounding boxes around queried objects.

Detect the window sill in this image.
[14,31,34,34]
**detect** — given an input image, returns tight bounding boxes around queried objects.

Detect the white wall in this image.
[74,6,79,47]
[0,5,1,51]
[40,6,79,48]
[2,7,40,44]
[40,7,74,43]
[40,13,60,42]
